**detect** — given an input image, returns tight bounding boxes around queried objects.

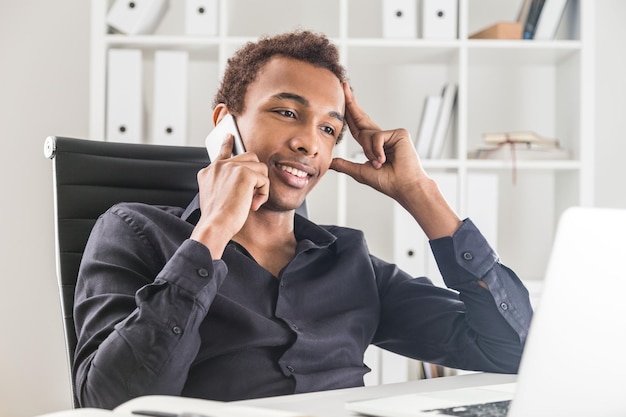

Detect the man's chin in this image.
[258,197,305,214]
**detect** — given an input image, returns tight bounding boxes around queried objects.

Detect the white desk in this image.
[39,373,516,417]
[236,372,517,417]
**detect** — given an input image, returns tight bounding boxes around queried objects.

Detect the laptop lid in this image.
[508,206,626,417]
[346,207,626,417]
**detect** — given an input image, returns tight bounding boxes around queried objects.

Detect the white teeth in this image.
[280,164,308,178]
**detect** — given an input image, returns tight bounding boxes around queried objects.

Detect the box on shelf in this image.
[469,22,522,40]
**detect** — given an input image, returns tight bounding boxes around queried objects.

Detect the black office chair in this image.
[45,136,209,406]
[45,136,308,407]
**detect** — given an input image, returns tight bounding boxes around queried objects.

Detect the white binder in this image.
[152,51,188,146]
[185,0,219,36]
[382,0,417,38]
[393,202,428,278]
[106,49,143,143]
[106,0,169,35]
[421,0,458,40]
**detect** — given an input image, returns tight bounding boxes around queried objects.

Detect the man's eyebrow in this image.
[329,110,345,124]
[271,92,345,124]
[272,92,309,106]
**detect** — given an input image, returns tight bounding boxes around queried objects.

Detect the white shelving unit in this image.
[90,0,594,383]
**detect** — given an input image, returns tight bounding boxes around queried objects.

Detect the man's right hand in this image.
[190,134,270,259]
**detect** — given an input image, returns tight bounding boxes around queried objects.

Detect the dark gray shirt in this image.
[73,198,532,409]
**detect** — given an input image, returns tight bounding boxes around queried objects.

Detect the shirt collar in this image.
[181,193,201,224]
[181,193,337,250]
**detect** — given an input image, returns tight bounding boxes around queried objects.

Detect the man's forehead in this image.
[250,59,344,110]
[256,56,342,90]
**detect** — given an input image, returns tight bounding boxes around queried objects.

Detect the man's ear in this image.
[212,104,230,126]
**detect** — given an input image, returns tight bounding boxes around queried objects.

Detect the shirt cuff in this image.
[156,239,228,308]
[429,218,499,284]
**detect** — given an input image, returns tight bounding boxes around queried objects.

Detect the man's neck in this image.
[232,208,297,278]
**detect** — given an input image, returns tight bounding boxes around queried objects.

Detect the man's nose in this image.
[290,123,320,156]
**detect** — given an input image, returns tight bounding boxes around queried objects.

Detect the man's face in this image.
[235,56,345,212]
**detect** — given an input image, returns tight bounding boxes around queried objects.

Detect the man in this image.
[73,31,532,409]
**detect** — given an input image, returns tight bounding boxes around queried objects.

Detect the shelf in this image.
[467,41,581,66]
[419,159,582,171]
[346,43,458,66]
[344,38,460,48]
[105,34,220,50]
[225,0,340,38]
[464,159,582,171]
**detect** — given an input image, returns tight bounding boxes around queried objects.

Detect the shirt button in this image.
[463,252,473,261]
[291,323,299,331]
[500,302,509,311]
[172,325,182,335]
[286,365,295,373]
[197,268,209,277]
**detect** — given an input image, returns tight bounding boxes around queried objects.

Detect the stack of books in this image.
[468,131,570,161]
[414,83,458,159]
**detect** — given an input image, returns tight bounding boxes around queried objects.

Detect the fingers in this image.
[250,178,270,211]
[330,157,367,185]
[343,83,386,168]
[343,83,381,133]
[196,154,270,240]
[216,133,234,161]
[360,131,386,169]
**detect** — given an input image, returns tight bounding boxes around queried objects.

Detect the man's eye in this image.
[278,110,296,118]
[321,126,335,136]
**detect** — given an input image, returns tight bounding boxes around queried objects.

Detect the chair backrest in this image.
[45,136,208,407]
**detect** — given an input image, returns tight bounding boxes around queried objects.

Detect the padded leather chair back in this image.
[45,136,208,405]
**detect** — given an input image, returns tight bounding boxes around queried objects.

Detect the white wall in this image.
[0,1,89,416]
[0,1,624,416]
[595,1,626,208]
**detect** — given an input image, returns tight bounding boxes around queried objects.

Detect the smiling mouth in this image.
[278,164,310,179]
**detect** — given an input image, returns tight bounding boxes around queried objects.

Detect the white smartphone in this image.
[205,113,246,162]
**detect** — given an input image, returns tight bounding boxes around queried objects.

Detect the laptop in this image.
[347,207,626,417]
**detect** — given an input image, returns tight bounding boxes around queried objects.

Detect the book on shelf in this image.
[428,83,457,159]
[534,0,568,40]
[481,131,559,146]
[517,0,533,24]
[522,0,546,39]
[469,143,570,161]
[415,95,442,158]
[469,131,570,160]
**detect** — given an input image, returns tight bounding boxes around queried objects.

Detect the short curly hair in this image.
[213,30,348,115]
